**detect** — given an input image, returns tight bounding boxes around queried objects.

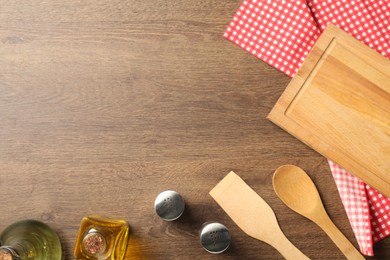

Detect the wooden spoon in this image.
[272,165,364,260]
[210,171,309,260]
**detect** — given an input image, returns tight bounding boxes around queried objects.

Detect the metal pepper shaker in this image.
[199,222,231,254]
[154,190,185,221]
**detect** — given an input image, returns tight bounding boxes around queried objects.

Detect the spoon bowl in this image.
[272,165,322,219]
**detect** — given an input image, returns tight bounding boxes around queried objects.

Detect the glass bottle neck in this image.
[0,245,22,260]
[0,238,37,260]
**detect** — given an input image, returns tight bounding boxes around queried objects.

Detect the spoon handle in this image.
[315,211,364,260]
[268,229,310,260]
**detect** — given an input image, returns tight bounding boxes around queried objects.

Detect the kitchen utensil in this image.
[267,24,390,197]
[154,190,185,221]
[199,222,231,254]
[272,165,364,260]
[210,171,309,260]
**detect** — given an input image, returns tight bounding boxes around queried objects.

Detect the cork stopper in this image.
[0,248,14,260]
[82,231,107,256]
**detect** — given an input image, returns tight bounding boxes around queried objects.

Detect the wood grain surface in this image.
[0,1,388,259]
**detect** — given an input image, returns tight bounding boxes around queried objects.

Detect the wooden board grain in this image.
[268,24,390,197]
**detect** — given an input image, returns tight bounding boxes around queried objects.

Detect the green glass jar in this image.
[0,220,62,260]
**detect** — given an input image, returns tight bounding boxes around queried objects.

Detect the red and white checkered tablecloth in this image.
[224,0,390,256]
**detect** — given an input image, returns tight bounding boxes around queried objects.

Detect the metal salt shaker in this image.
[199,222,231,254]
[154,190,185,221]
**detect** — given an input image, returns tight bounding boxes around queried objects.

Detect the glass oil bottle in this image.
[0,219,62,260]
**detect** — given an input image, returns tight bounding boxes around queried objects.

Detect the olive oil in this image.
[0,219,62,260]
[74,216,129,260]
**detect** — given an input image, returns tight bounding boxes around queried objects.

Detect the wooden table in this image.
[0,1,388,259]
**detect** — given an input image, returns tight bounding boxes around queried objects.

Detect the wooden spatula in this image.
[210,171,309,260]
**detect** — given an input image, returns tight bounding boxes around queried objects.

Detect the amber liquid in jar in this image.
[74,216,129,260]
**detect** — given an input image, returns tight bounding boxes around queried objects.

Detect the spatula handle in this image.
[268,231,310,260]
[316,212,364,260]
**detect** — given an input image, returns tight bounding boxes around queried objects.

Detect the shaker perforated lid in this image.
[154,190,185,221]
[200,222,231,254]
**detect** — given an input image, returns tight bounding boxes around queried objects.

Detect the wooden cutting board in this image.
[267,24,390,197]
